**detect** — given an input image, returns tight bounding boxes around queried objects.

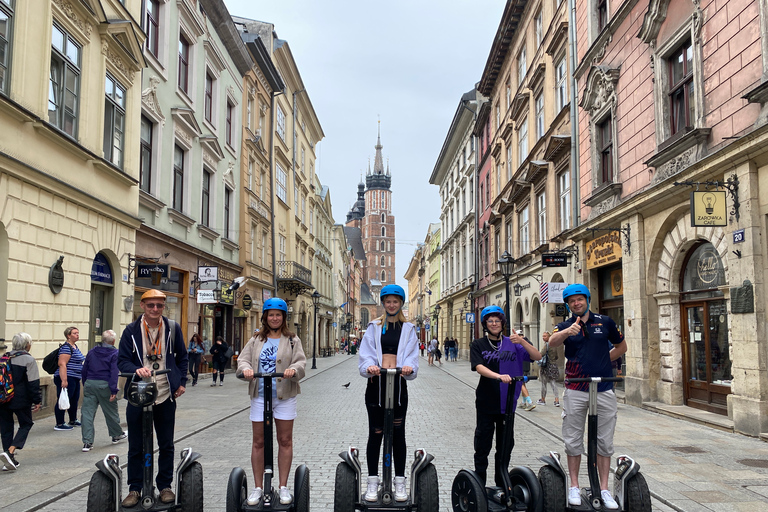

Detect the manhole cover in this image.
[669,446,707,454]
[738,459,768,468]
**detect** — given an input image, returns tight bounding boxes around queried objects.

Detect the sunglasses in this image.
[144,303,165,309]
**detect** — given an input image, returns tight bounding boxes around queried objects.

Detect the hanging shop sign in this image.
[242,294,253,311]
[542,253,568,267]
[691,190,727,227]
[198,266,218,282]
[219,287,235,305]
[539,282,568,303]
[196,290,217,304]
[137,264,169,279]
[586,231,622,269]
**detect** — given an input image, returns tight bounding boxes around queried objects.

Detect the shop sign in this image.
[555,304,567,317]
[586,231,622,269]
[197,290,216,304]
[219,287,234,305]
[137,264,169,279]
[691,191,727,227]
[539,282,568,303]
[262,289,272,301]
[466,313,475,323]
[91,253,113,284]
[198,266,218,282]
[542,253,568,267]
[242,294,253,311]
[696,248,722,285]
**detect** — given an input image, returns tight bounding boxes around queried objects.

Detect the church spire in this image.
[373,120,384,175]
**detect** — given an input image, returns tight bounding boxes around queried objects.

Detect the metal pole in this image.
[503,275,511,337]
[312,304,318,369]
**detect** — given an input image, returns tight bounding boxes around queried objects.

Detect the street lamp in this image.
[311,290,320,369]
[433,303,441,341]
[498,251,515,336]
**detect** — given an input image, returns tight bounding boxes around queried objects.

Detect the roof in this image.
[343,226,366,261]
[198,0,253,76]
[361,283,376,305]
[477,0,529,97]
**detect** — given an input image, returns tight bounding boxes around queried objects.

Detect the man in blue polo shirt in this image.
[549,284,626,510]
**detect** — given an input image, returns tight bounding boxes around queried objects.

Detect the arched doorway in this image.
[89,252,115,348]
[679,242,731,414]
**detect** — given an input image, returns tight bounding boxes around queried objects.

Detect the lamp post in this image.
[311,290,320,369]
[433,304,441,341]
[498,251,514,337]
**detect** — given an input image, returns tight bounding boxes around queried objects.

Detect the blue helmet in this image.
[263,297,288,313]
[380,284,405,304]
[480,305,506,325]
[562,284,590,302]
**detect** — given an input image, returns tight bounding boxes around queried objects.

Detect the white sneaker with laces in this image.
[279,486,292,504]
[365,476,380,502]
[568,487,582,506]
[246,488,263,505]
[601,490,619,510]
[394,476,407,502]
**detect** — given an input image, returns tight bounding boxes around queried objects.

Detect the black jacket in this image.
[3,351,42,409]
[210,341,230,363]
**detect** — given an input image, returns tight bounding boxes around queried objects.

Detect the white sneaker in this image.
[601,490,619,510]
[279,486,292,504]
[365,476,380,502]
[247,488,263,505]
[394,476,407,502]
[569,487,582,506]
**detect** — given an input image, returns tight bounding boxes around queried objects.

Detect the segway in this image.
[86,370,203,512]
[538,377,651,512]
[452,376,543,512]
[227,372,310,512]
[334,367,439,512]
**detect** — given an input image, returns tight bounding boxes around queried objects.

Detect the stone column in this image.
[653,291,683,405]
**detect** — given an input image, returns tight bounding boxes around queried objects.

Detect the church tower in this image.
[363,123,395,286]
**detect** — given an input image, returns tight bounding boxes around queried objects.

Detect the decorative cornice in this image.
[580,66,621,113]
[141,76,166,125]
[52,0,93,38]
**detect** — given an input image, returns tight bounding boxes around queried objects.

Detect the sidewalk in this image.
[0,353,351,512]
[432,356,768,512]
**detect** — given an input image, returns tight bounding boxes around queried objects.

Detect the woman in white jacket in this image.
[358,284,419,503]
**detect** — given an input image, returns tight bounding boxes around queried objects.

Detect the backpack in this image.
[0,352,15,404]
[42,344,63,375]
[536,343,549,367]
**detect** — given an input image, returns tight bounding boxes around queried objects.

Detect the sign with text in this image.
[539,282,568,303]
[198,266,218,282]
[137,264,169,279]
[242,294,253,310]
[585,231,622,269]
[542,253,568,267]
[691,191,727,227]
[196,290,217,304]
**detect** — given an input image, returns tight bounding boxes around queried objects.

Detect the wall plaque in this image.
[49,256,65,294]
[731,279,754,314]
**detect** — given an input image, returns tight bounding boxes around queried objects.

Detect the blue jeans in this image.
[54,375,80,425]
[126,399,176,492]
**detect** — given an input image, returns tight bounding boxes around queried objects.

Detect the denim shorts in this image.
[249,395,297,421]
[561,388,617,457]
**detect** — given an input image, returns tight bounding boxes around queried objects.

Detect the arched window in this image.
[381,213,385,223]
[380,256,385,266]
[381,271,386,281]
[381,227,386,237]
[380,241,384,251]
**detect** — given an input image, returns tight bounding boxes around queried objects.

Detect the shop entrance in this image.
[680,243,731,415]
[89,253,114,349]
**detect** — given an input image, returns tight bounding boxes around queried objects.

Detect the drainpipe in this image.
[270,88,285,294]
[568,0,580,227]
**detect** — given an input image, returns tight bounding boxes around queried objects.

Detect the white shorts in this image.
[249,395,298,422]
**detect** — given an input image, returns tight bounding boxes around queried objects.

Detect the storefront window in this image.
[682,243,725,299]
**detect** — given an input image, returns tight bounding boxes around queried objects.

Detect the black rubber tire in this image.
[334,462,357,512]
[538,465,566,512]
[415,462,439,512]
[625,472,652,512]
[86,471,116,512]
[179,461,204,512]
[510,466,543,512]
[294,465,311,512]
[451,469,488,512]
[226,467,247,512]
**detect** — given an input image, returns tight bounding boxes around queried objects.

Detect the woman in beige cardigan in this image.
[237,298,306,506]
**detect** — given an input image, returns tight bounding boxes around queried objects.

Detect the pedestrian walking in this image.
[209,336,230,386]
[238,298,306,506]
[434,343,443,366]
[536,331,560,407]
[470,306,541,487]
[519,382,536,411]
[80,330,126,452]
[419,341,425,357]
[53,326,85,431]
[548,284,626,510]
[428,336,437,366]
[359,284,419,503]
[451,337,458,361]
[187,333,205,386]
[1,333,42,471]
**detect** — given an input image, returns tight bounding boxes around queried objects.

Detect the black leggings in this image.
[366,403,407,477]
[474,410,514,487]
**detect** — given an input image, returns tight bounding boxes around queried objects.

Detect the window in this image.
[518,118,528,166]
[276,105,286,140]
[559,170,571,231]
[381,271,386,281]
[496,163,502,195]
[536,93,545,139]
[518,45,526,85]
[301,194,306,224]
[204,72,213,123]
[278,234,286,261]
[469,178,474,209]
[556,56,567,112]
[301,146,305,172]
[178,34,190,94]
[224,188,231,239]
[201,169,211,226]
[49,23,81,137]
[173,144,184,211]
[226,101,233,146]
[537,191,546,246]
[381,213,385,223]
[535,10,543,48]
[669,41,694,136]
[103,75,126,167]
[276,163,287,202]
[480,182,484,210]
[495,103,500,131]
[381,256,385,266]
[260,170,266,200]
[597,0,608,32]
[506,146,513,180]
[309,208,313,234]
[145,0,159,58]
[598,116,613,183]
[247,95,253,131]
[506,219,513,253]
[0,0,14,95]
[506,83,512,111]
[250,224,256,261]
[486,174,490,205]
[247,158,253,189]
[518,206,529,255]
[261,231,267,264]
[139,116,153,192]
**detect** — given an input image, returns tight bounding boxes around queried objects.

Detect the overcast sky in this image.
[225,0,504,290]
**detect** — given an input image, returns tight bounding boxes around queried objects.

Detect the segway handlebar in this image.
[119,369,171,378]
[565,376,624,384]
[496,375,537,382]
[236,372,285,380]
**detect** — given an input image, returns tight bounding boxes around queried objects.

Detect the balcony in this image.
[276,261,313,296]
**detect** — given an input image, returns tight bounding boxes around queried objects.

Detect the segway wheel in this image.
[538,465,566,512]
[509,466,543,511]
[227,467,248,512]
[334,462,356,512]
[294,464,311,512]
[451,469,487,512]
[625,472,652,512]
[179,461,204,512]
[86,471,116,512]
[415,462,439,512]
